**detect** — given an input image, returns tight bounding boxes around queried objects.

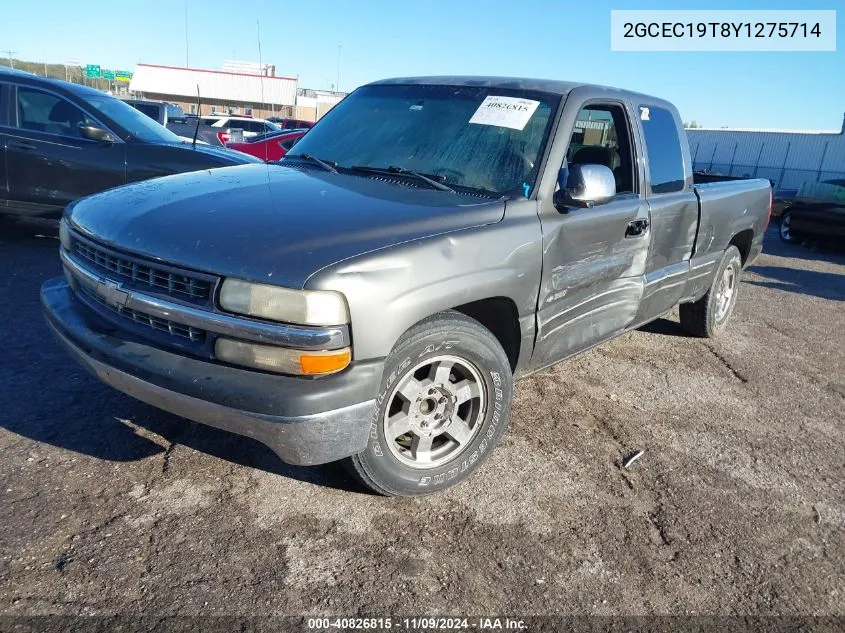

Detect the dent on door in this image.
[532,199,650,370]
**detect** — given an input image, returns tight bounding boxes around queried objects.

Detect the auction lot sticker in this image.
[469,96,540,130]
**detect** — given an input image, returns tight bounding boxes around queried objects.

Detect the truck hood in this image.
[67,164,505,288]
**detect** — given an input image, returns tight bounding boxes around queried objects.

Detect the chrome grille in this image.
[79,284,206,343]
[73,238,213,301]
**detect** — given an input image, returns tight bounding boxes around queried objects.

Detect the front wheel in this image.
[346,311,513,496]
[679,245,742,338]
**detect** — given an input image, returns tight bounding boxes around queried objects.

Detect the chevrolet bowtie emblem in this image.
[96,280,130,308]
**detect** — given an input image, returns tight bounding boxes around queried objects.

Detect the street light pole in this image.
[336,45,341,93]
[184,0,190,67]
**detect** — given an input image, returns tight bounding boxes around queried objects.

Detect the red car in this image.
[225,130,307,162]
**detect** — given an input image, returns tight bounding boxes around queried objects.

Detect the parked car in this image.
[0,67,260,218]
[195,115,280,141]
[225,129,307,161]
[779,179,845,246]
[121,99,211,145]
[165,118,224,146]
[268,117,315,130]
[163,115,281,147]
[42,76,771,495]
[122,99,185,126]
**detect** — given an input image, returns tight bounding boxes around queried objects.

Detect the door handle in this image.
[625,218,649,238]
[8,141,37,151]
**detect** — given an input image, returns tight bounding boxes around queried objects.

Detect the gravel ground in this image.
[0,218,843,620]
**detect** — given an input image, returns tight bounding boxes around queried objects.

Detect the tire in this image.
[345,311,513,496]
[679,245,742,338]
[779,211,798,243]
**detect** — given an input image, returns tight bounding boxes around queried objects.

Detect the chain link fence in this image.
[692,161,845,196]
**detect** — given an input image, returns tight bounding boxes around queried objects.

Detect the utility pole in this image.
[184,0,190,67]
[336,45,341,93]
[3,50,16,68]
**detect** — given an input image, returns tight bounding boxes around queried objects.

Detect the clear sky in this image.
[1,0,842,130]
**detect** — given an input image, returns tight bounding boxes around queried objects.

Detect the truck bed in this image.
[673,177,771,305]
[693,177,771,257]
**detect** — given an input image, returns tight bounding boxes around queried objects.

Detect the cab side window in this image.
[566,103,635,195]
[638,105,685,194]
[16,87,93,137]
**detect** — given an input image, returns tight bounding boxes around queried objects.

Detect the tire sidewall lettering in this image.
[364,334,511,492]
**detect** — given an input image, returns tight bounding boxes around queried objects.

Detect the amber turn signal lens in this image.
[299,349,352,375]
[215,338,351,376]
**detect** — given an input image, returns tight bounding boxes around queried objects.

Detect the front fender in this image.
[305,202,543,369]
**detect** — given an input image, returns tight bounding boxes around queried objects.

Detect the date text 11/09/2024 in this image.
[306,618,527,630]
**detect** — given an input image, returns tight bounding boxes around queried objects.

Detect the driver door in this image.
[6,85,125,212]
[530,100,651,371]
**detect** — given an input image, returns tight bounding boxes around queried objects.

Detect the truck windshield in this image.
[285,84,559,197]
[86,96,182,144]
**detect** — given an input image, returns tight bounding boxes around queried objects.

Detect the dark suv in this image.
[0,67,259,219]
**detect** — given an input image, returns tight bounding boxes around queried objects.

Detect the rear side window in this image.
[166,103,184,119]
[639,105,685,194]
[226,119,261,132]
[132,103,160,120]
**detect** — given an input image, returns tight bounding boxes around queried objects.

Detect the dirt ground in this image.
[0,219,842,621]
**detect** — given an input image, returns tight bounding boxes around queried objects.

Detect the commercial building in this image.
[128,63,346,122]
[687,115,845,197]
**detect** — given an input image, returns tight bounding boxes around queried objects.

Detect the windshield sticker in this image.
[469,96,541,130]
[640,106,650,121]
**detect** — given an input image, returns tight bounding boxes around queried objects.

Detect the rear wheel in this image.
[346,311,513,496]
[679,245,742,338]
[779,211,799,243]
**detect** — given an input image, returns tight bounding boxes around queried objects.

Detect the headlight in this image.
[59,217,71,251]
[218,279,349,326]
[215,338,351,375]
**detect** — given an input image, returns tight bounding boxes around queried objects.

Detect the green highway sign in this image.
[85,64,100,78]
[101,69,115,80]
[115,70,133,82]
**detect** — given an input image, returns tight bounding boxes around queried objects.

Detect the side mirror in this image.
[554,163,616,210]
[79,124,116,143]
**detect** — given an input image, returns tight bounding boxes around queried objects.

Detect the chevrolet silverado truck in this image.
[41,77,772,496]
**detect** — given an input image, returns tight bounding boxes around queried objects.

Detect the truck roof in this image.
[367,75,665,103]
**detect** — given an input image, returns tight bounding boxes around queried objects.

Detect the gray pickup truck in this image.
[42,77,771,496]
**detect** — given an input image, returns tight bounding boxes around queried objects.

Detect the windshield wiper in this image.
[349,165,456,193]
[289,153,338,173]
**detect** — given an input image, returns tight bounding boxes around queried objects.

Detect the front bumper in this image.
[42,278,382,466]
